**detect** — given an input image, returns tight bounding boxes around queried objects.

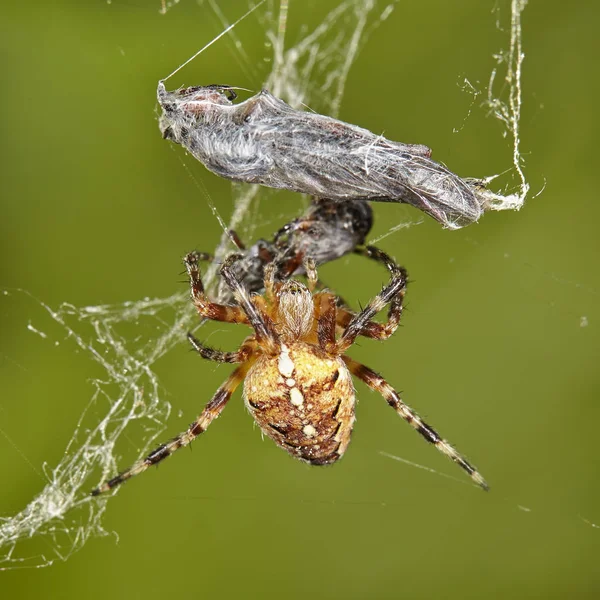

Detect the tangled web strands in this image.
[0,0,399,570]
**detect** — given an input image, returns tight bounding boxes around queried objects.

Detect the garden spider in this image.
[92,247,489,495]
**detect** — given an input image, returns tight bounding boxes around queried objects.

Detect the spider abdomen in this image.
[244,343,355,465]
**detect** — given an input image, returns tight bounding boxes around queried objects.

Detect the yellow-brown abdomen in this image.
[244,342,355,465]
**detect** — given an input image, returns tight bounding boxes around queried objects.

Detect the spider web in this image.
[0,0,529,570]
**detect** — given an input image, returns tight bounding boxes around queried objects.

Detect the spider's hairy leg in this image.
[315,292,338,355]
[91,363,252,496]
[304,257,318,292]
[343,356,489,491]
[264,261,277,303]
[337,246,408,353]
[187,333,256,363]
[336,245,407,341]
[184,251,249,324]
[220,253,279,353]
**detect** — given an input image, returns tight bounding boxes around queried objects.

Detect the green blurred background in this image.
[1,0,598,597]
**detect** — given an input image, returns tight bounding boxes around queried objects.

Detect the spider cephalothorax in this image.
[92,247,488,495]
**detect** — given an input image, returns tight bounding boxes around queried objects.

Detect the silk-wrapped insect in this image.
[158,82,489,230]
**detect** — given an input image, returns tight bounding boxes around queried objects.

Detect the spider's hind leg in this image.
[91,362,251,495]
[343,355,489,491]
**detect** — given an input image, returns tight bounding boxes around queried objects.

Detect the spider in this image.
[92,247,489,495]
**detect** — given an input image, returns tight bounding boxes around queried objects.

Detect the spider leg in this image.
[336,289,404,340]
[336,246,407,353]
[220,253,279,353]
[264,261,278,303]
[315,292,338,355]
[327,244,400,320]
[336,303,403,340]
[187,333,255,363]
[91,362,252,495]
[304,257,318,292]
[343,355,489,491]
[184,252,249,324]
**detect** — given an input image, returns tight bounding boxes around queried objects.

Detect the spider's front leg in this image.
[336,246,408,353]
[220,253,279,353]
[187,333,255,363]
[91,362,252,495]
[343,355,489,491]
[184,251,249,325]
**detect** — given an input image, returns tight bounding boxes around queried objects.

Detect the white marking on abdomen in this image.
[289,387,304,407]
[278,343,295,378]
[303,424,316,437]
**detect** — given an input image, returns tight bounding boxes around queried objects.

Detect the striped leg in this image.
[335,296,404,341]
[336,246,406,341]
[336,246,407,353]
[343,356,489,491]
[304,257,318,292]
[220,254,279,353]
[263,261,278,303]
[187,333,255,364]
[91,363,251,495]
[184,252,250,325]
[316,292,338,355]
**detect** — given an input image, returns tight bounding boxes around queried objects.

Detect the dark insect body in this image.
[158,82,488,230]
[209,197,373,303]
